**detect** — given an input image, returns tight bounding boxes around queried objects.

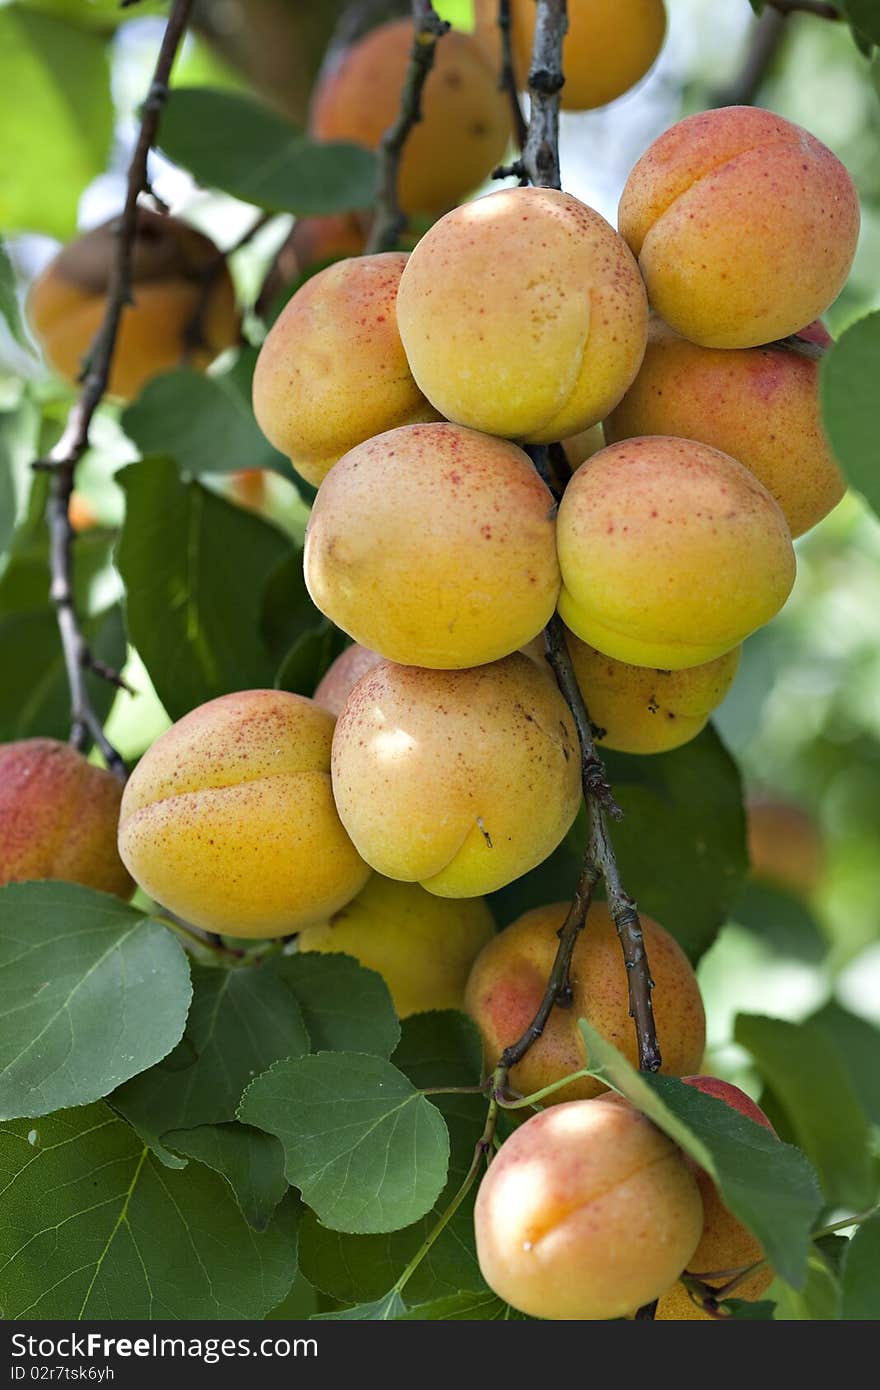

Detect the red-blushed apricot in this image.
[557,437,796,670]
[118,690,370,939]
[564,630,740,755]
[257,213,367,315]
[331,654,581,898]
[618,107,860,349]
[605,318,844,538]
[465,901,705,1104]
[396,187,648,442]
[252,253,438,487]
[474,1096,704,1319]
[27,210,239,400]
[297,875,496,1018]
[304,422,560,669]
[313,644,384,717]
[747,798,825,898]
[0,739,132,899]
[655,1076,776,1319]
[309,20,510,216]
[507,0,667,110]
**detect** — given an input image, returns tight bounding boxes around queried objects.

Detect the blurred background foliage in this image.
[1,0,880,1152]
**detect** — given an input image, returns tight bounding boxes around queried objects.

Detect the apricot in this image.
[564,631,740,755]
[605,318,844,538]
[297,875,496,1018]
[331,654,580,898]
[561,422,605,473]
[746,798,825,898]
[304,422,560,668]
[257,213,366,314]
[118,690,370,939]
[655,1076,776,1319]
[309,20,510,216]
[465,901,705,1104]
[0,739,132,899]
[396,187,648,442]
[618,106,860,349]
[474,1096,704,1320]
[252,252,438,487]
[27,209,239,401]
[313,644,384,717]
[556,437,796,670]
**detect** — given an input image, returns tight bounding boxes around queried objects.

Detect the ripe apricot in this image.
[118,690,370,939]
[465,901,705,1104]
[313,644,383,717]
[618,106,860,349]
[331,654,581,898]
[304,422,560,669]
[556,437,796,670]
[506,0,667,110]
[396,186,648,442]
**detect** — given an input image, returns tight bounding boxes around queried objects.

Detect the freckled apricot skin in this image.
[618,107,860,349]
[252,253,438,487]
[27,210,238,401]
[304,422,560,669]
[396,187,648,443]
[465,901,705,1104]
[298,876,496,1018]
[746,799,825,898]
[605,318,844,538]
[564,630,740,755]
[309,20,510,216]
[0,739,133,899]
[475,1096,704,1320]
[313,644,384,718]
[557,437,796,670]
[655,1077,776,1319]
[118,690,370,939]
[331,654,581,899]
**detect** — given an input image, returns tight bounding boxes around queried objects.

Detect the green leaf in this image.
[840,2,880,45]
[260,545,323,667]
[0,244,30,350]
[601,726,747,962]
[771,1248,843,1320]
[723,1299,776,1319]
[163,1123,288,1232]
[277,952,400,1059]
[578,1020,823,1287]
[820,311,880,519]
[809,1002,880,1125]
[840,1214,880,1319]
[314,1291,406,1321]
[0,883,191,1121]
[0,605,125,744]
[0,398,40,562]
[121,354,289,479]
[0,1102,299,1318]
[400,1290,525,1320]
[299,1013,486,1304]
[275,621,349,697]
[732,880,827,962]
[735,1013,874,1209]
[159,88,377,215]
[115,459,289,720]
[239,1053,450,1235]
[0,7,112,238]
[112,958,310,1156]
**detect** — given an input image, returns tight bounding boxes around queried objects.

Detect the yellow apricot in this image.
[618,106,860,349]
[0,739,132,899]
[465,901,705,1104]
[746,798,825,899]
[565,630,740,755]
[331,654,581,898]
[309,20,510,216]
[298,876,496,1018]
[561,422,605,473]
[118,690,370,939]
[396,186,648,442]
[655,1076,775,1319]
[252,253,438,487]
[304,422,560,668]
[557,437,796,670]
[313,644,384,718]
[474,1096,704,1320]
[507,0,667,110]
[27,210,238,400]
[605,318,844,538]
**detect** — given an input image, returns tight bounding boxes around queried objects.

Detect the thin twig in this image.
[365,1,450,253]
[498,0,528,153]
[519,0,567,189]
[711,8,786,108]
[35,0,196,781]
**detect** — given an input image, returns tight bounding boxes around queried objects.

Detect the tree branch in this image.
[365,0,450,254]
[711,8,786,108]
[498,0,528,154]
[33,0,196,781]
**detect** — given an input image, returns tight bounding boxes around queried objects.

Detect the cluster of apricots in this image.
[10,9,855,1323]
